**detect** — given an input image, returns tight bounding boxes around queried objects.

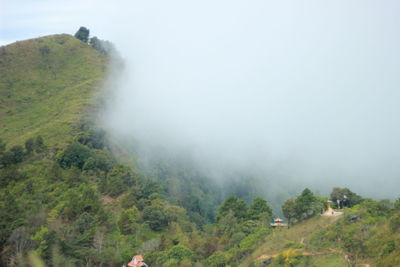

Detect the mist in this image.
[98,0,400,200]
[5,0,400,199]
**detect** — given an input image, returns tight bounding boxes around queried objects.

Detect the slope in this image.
[0,33,223,267]
[0,34,107,148]
[241,215,347,266]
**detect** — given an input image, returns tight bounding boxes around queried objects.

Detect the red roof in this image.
[128,255,144,267]
[135,255,143,261]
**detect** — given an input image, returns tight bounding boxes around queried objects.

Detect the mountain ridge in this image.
[0,34,107,148]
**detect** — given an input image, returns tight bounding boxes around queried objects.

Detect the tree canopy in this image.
[74,27,90,43]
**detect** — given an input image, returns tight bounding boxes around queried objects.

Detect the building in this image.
[127,255,148,267]
[270,218,288,228]
[322,201,343,216]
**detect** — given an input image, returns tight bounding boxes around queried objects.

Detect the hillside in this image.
[241,216,347,266]
[1,33,399,267]
[0,34,107,148]
[240,201,400,267]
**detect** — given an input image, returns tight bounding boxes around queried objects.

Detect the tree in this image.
[142,205,168,231]
[35,135,45,152]
[248,197,272,220]
[206,251,229,267]
[217,196,248,221]
[295,188,318,220]
[74,27,90,43]
[282,189,323,225]
[0,151,14,167]
[1,146,25,166]
[296,188,316,209]
[56,142,93,169]
[0,167,24,186]
[8,227,32,256]
[82,157,96,171]
[166,245,193,262]
[330,187,363,208]
[61,185,101,220]
[118,207,139,235]
[25,138,35,154]
[89,37,116,56]
[282,198,297,226]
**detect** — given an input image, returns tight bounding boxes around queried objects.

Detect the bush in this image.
[56,142,93,169]
[206,251,229,267]
[166,245,193,262]
[142,205,168,231]
[382,240,396,255]
[390,213,400,232]
[118,207,139,235]
[239,228,269,255]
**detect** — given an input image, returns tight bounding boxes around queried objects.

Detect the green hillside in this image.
[240,199,400,267]
[0,34,107,148]
[241,216,347,266]
[1,33,399,267]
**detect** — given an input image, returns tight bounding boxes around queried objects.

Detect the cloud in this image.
[4,0,400,199]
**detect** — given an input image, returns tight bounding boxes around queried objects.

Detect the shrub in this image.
[206,251,229,267]
[56,142,93,169]
[142,205,168,231]
[166,245,193,262]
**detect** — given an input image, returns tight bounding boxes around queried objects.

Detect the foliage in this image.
[389,213,400,232]
[0,34,107,148]
[0,145,24,167]
[89,37,115,55]
[274,249,303,267]
[56,142,93,169]
[206,251,229,267]
[282,188,324,225]
[282,198,297,225]
[248,197,273,220]
[74,27,90,43]
[330,187,363,208]
[166,245,193,262]
[2,32,399,267]
[118,206,139,235]
[142,204,168,231]
[217,196,248,221]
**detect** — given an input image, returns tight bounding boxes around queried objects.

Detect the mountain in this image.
[0,34,107,148]
[0,33,398,267]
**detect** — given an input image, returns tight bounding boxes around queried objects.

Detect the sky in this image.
[2,0,400,198]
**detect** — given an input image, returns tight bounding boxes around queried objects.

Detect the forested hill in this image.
[1,33,399,267]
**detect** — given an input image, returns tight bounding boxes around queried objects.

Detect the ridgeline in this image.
[0,33,399,267]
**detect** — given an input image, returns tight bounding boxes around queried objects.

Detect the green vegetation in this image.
[282,188,325,225]
[1,31,399,267]
[74,26,90,43]
[311,198,400,267]
[0,33,107,148]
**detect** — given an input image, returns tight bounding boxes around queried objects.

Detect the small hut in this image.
[270,218,288,228]
[127,255,148,267]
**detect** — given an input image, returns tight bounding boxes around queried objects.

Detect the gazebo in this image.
[270,218,288,228]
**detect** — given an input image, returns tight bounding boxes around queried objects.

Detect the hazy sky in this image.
[3,0,400,198]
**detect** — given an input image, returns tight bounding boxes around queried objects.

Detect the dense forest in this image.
[0,30,399,267]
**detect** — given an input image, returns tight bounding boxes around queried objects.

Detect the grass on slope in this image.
[240,215,347,266]
[0,34,107,148]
